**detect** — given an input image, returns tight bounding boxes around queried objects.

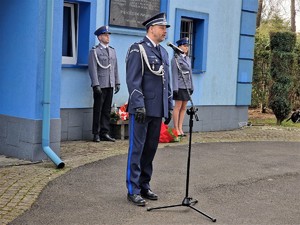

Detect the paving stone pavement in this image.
[0,125,300,225]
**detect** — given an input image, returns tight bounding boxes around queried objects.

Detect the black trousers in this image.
[126,115,162,195]
[92,87,113,135]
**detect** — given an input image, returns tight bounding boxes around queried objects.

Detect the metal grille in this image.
[180,18,194,67]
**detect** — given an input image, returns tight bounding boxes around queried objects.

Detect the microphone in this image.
[167,42,184,54]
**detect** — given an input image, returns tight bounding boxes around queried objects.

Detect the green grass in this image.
[249,117,300,128]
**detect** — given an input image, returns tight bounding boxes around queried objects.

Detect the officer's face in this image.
[149,25,167,44]
[98,33,110,45]
[179,44,189,54]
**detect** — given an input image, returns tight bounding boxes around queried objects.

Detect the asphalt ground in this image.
[1,125,300,225]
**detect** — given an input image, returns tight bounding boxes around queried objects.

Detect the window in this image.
[62,3,78,64]
[62,1,94,66]
[180,19,194,67]
[175,9,209,74]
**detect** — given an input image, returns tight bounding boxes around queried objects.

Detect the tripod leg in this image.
[147,203,183,211]
[189,205,217,222]
[190,199,198,205]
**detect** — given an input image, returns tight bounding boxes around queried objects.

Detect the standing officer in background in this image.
[171,37,194,137]
[88,26,120,143]
[125,13,173,206]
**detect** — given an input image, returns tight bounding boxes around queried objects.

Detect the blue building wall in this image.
[61,0,257,108]
[0,0,63,161]
[0,0,258,160]
[236,0,258,105]
[60,0,97,108]
[0,1,41,119]
[0,0,62,119]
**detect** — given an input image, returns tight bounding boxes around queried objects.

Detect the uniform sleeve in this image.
[126,44,144,109]
[113,49,120,85]
[88,49,99,87]
[171,57,179,92]
[167,69,173,111]
[190,70,194,91]
[188,57,194,91]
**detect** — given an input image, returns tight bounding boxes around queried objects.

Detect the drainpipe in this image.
[42,0,65,169]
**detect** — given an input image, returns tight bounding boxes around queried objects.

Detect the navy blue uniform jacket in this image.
[126,37,173,117]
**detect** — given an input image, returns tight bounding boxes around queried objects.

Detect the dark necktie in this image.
[105,47,109,56]
[156,45,161,55]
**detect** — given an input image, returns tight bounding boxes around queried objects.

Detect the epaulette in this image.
[109,46,114,49]
[92,44,99,49]
[129,40,144,49]
[125,42,142,62]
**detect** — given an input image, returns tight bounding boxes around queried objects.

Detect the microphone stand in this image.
[147,53,216,223]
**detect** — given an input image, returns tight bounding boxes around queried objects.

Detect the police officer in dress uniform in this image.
[88,26,120,142]
[125,13,173,206]
[171,37,194,137]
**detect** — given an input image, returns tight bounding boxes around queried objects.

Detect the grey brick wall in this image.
[187,106,248,132]
[0,115,61,161]
[0,106,248,160]
[61,106,248,141]
[60,108,93,141]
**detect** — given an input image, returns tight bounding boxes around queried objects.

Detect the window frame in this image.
[62,2,78,65]
[175,9,209,74]
[61,0,96,67]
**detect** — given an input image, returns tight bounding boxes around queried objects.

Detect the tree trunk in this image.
[261,104,267,113]
[276,119,282,125]
[291,0,296,32]
[256,0,264,28]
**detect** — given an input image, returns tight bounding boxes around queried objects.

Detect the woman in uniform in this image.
[171,37,194,137]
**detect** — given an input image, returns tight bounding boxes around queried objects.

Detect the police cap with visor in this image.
[176,37,189,46]
[94,26,111,36]
[142,12,171,28]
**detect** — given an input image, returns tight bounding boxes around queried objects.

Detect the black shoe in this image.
[127,194,146,206]
[100,133,116,142]
[141,189,158,200]
[93,134,100,142]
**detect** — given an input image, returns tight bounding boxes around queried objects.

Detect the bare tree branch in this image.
[257,0,264,28]
[291,0,296,32]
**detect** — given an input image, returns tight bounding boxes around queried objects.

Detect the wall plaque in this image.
[109,0,161,29]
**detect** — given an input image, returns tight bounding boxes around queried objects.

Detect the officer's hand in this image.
[93,85,102,95]
[164,110,173,125]
[173,90,178,98]
[114,84,120,94]
[135,107,146,123]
